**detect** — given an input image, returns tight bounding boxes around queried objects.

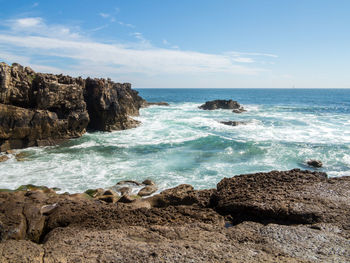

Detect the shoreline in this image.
[1,168,350,262]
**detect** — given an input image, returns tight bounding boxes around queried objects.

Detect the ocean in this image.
[1,88,350,193]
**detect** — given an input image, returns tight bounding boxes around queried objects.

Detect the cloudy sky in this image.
[0,0,349,88]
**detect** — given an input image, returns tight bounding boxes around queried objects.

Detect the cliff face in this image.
[0,62,145,151]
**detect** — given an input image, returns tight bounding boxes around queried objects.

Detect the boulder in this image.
[138,185,158,197]
[0,155,9,162]
[307,159,323,168]
[199,99,245,112]
[212,169,350,226]
[142,179,155,186]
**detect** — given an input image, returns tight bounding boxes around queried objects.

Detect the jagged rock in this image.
[84,188,105,198]
[307,159,323,168]
[220,121,247,126]
[199,99,245,113]
[0,62,145,151]
[142,179,155,186]
[84,78,144,131]
[138,185,158,197]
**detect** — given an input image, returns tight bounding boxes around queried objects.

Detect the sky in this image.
[0,0,349,89]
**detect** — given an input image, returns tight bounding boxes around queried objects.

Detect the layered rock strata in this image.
[0,63,145,151]
[0,169,349,262]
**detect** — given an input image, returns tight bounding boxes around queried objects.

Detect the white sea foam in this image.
[1,101,349,193]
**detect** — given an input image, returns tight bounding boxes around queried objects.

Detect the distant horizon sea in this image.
[1,88,350,193]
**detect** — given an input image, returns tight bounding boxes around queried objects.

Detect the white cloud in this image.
[99,13,110,19]
[0,17,271,85]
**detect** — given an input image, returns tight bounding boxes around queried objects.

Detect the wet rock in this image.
[220,121,247,126]
[138,185,158,197]
[15,152,30,162]
[116,180,142,186]
[98,195,119,203]
[84,188,105,198]
[0,155,9,162]
[199,99,245,112]
[307,159,323,168]
[116,186,132,196]
[118,194,138,203]
[142,179,155,186]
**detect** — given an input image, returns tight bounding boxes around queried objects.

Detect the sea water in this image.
[1,88,350,193]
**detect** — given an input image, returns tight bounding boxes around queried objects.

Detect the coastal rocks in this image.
[307,159,323,168]
[219,120,247,126]
[199,99,245,113]
[0,155,9,162]
[84,78,144,131]
[0,169,350,262]
[138,185,158,197]
[0,62,145,151]
[212,169,350,226]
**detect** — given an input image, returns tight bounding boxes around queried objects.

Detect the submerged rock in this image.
[219,121,247,126]
[307,159,323,168]
[199,99,245,113]
[142,179,156,186]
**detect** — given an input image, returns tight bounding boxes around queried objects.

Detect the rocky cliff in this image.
[0,169,349,262]
[0,62,145,151]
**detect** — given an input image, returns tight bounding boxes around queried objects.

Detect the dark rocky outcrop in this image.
[0,62,145,151]
[307,159,323,168]
[199,99,245,113]
[219,120,247,126]
[0,169,350,262]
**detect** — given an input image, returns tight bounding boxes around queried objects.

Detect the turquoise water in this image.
[1,89,350,193]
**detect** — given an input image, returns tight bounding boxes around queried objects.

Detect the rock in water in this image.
[84,78,144,131]
[307,159,323,168]
[0,62,145,151]
[199,99,245,113]
[220,121,247,126]
[142,101,170,107]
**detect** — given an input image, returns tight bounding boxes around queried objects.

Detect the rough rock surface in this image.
[142,101,170,107]
[307,159,323,168]
[0,169,350,262]
[0,62,145,151]
[199,99,245,112]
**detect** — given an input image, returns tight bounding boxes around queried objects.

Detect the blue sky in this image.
[0,0,349,88]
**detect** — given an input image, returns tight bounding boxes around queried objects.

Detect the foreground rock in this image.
[199,99,245,113]
[0,169,349,262]
[0,62,145,151]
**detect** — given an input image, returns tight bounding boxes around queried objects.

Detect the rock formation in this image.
[1,169,349,262]
[0,62,145,151]
[199,99,245,113]
[219,120,247,126]
[307,159,323,168]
